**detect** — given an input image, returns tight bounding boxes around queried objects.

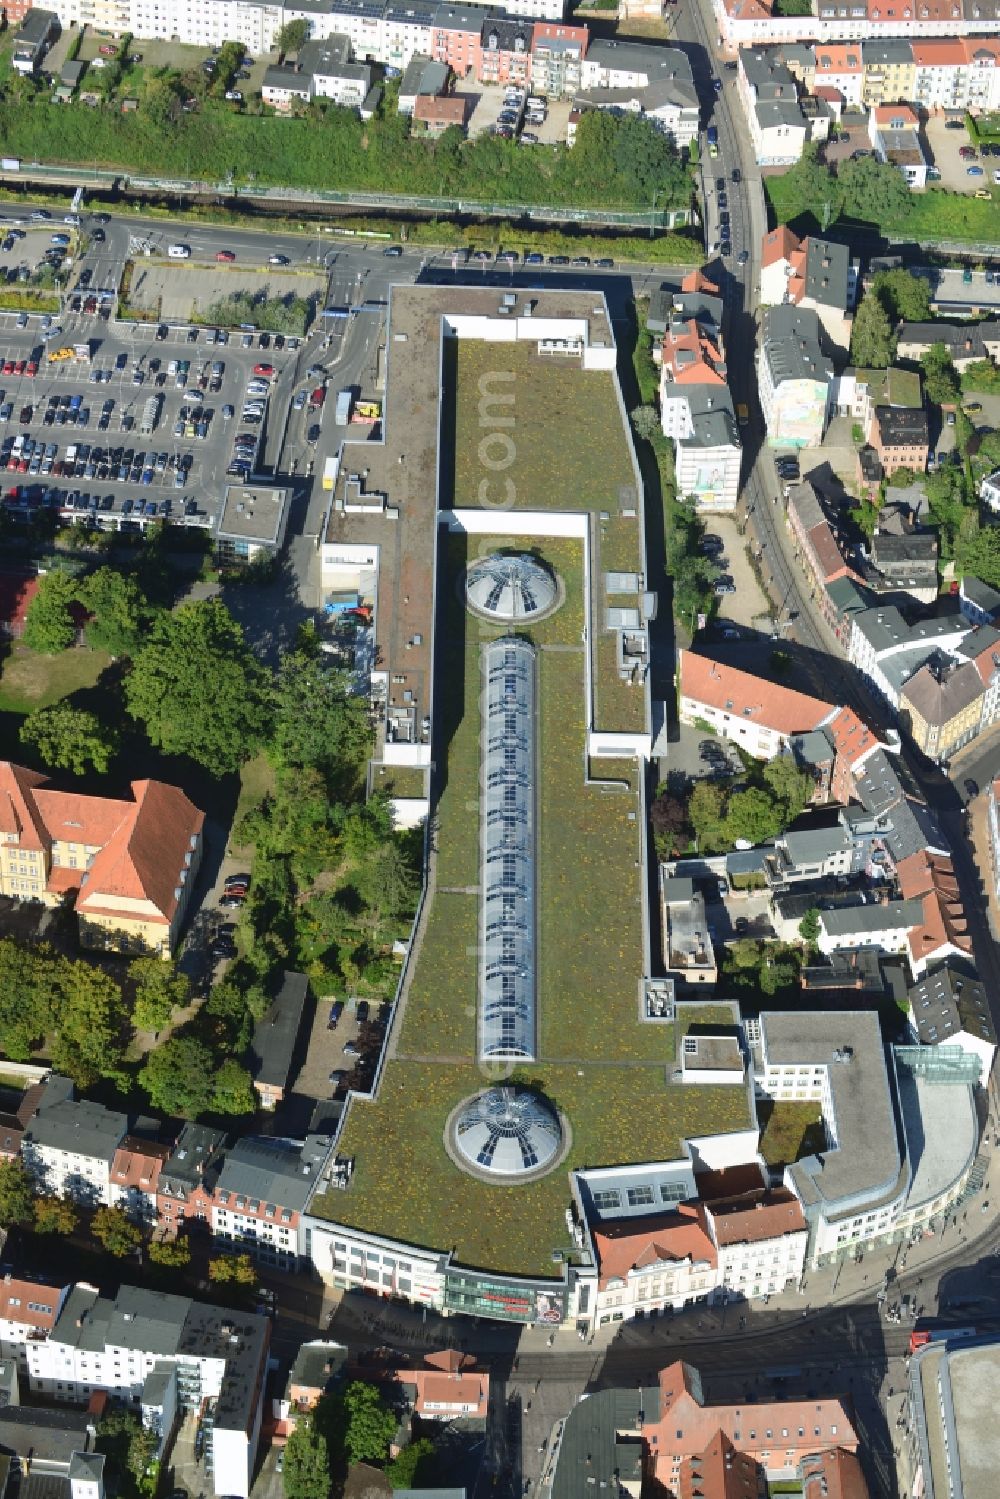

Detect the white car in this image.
[994,169,1000,185]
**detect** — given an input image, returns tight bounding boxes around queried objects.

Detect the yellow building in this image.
[861,40,916,106]
[899,660,984,765]
[0,762,204,957]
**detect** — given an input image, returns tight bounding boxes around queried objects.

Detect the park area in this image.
[310,345,751,1276]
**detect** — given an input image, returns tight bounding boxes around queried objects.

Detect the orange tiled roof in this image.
[679,653,837,737]
[34,787,133,848]
[874,103,919,126]
[644,1362,858,1483]
[897,850,972,961]
[415,1372,489,1416]
[824,706,881,769]
[867,0,959,18]
[0,762,49,849]
[708,1189,806,1246]
[0,1278,62,1329]
[680,268,720,295]
[679,1431,764,1499]
[661,317,727,385]
[909,39,968,66]
[761,225,800,270]
[802,1447,871,1499]
[814,44,862,72]
[111,1138,171,1190]
[77,778,204,926]
[593,1204,716,1288]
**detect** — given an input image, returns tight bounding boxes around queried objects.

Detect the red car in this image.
[216,249,236,262]
[5,455,16,472]
[252,363,274,378]
[2,362,13,376]
[17,456,28,473]
[13,360,25,376]
[309,386,325,408]
[25,361,37,377]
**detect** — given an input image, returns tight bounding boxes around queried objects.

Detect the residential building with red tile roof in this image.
[643,1361,859,1488]
[590,1205,718,1326]
[759,229,854,353]
[0,1276,66,1365]
[896,849,973,975]
[704,1187,808,1301]
[678,1431,765,1499]
[0,762,203,958]
[109,1138,171,1225]
[812,41,864,103]
[381,1349,490,1421]
[716,0,1000,50]
[678,652,838,758]
[801,1446,871,1499]
[825,706,885,803]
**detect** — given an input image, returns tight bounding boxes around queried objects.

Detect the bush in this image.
[200,291,312,335]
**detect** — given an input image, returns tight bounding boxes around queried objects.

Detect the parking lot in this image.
[703,514,772,633]
[465,82,556,144]
[0,241,332,537]
[125,256,326,324]
[923,115,1000,193]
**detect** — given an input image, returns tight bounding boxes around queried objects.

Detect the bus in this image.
[909,1326,977,1353]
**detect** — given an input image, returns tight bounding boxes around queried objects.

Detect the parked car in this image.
[328,1001,345,1029]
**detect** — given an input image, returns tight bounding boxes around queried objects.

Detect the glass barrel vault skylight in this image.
[479,636,537,1062]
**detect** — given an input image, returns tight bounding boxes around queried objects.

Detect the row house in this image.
[811,40,864,104]
[0,1276,65,1367]
[21,1096,134,1207]
[589,1205,718,1327]
[26,1282,270,1499]
[848,605,971,707]
[659,271,742,512]
[210,1135,335,1268]
[478,15,533,85]
[715,0,1000,50]
[109,1138,172,1226]
[786,482,854,636]
[431,3,484,76]
[530,21,586,95]
[702,1178,808,1302]
[759,227,854,356]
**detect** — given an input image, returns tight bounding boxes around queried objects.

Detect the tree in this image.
[631,404,661,441]
[139,1036,215,1118]
[0,1157,35,1229]
[23,570,79,654]
[955,517,1000,590]
[20,703,119,776]
[33,1197,78,1235]
[341,1381,397,1467]
[850,291,895,369]
[954,405,975,459]
[689,780,729,852]
[282,1416,331,1499]
[650,791,691,857]
[771,142,836,227]
[211,1059,256,1116]
[80,567,152,657]
[872,268,931,324]
[273,652,371,779]
[92,1206,143,1258]
[148,1236,191,1268]
[51,958,125,1089]
[798,907,821,944]
[125,599,273,774]
[208,1252,257,1286]
[277,18,311,53]
[761,755,812,824]
[837,155,914,225]
[386,1437,435,1490]
[921,342,960,407]
[725,787,784,847]
[131,958,188,1035]
[362,840,419,932]
[926,464,972,557]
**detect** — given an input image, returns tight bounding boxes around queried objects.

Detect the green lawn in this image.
[765,174,1000,246]
[372,764,427,801]
[317,1059,751,1276]
[0,642,111,716]
[757,1100,826,1169]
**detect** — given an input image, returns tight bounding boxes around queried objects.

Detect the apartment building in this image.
[529,20,586,95]
[867,530,939,606]
[787,482,852,608]
[715,0,1000,50]
[0,761,203,959]
[11,9,58,74]
[0,1277,66,1367]
[21,1097,134,1206]
[848,606,971,707]
[659,272,741,512]
[871,404,930,475]
[108,1138,171,1225]
[25,1284,269,1499]
[757,305,834,449]
[907,959,996,1077]
[812,40,864,104]
[210,1134,335,1267]
[155,1121,227,1237]
[860,38,916,103]
[739,47,810,163]
[478,15,533,86]
[759,228,854,354]
[574,40,699,146]
[677,652,838,757]
[896,318,1000,369]
[703,1182,808,1302]
[899,657,984,761]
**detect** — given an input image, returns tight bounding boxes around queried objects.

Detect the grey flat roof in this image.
[551,1386,652,1499]
[217,485,290,548]
[760,1010,902,1217]
[0,1407,91,1463]
[683,383,740,450]
[854,606,965,655]
[780,824,850,864]
[290,1340,347,1391]
[249,970,310,1091]
[962,576,1000,615]
[584,39,693,84]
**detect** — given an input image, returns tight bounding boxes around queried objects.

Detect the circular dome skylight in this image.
[465,553,559,623]
[450,1087,564,1180]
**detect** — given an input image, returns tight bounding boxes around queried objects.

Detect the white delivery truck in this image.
[335,388,353,425]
